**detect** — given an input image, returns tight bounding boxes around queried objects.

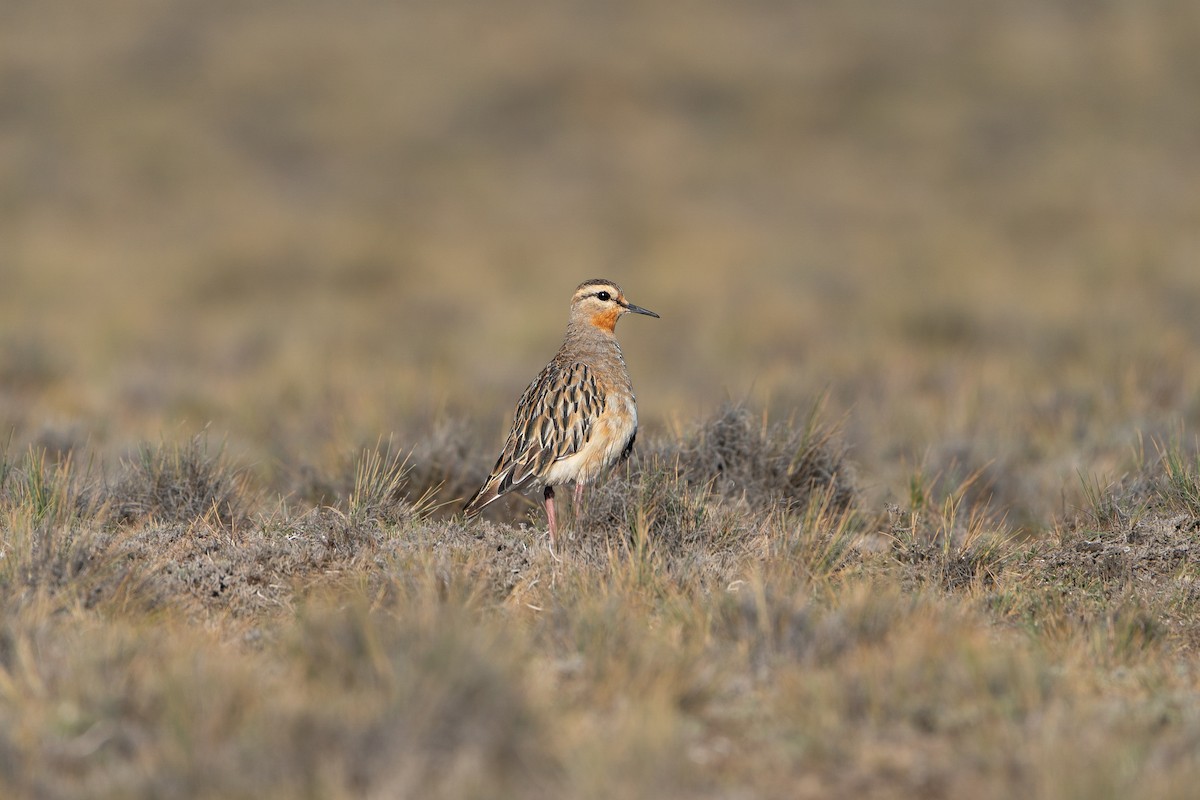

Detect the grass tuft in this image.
[674,402,857,515]
[888,466,1019,591]
[345,439,439,525]
[1158,440,1200,517]
[108,436,248,529]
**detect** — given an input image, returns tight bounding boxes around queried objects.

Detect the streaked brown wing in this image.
[462,360,605,515]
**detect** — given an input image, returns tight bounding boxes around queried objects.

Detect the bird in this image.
[463,278,659,550]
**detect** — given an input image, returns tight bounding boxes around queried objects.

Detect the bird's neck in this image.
[565,319,619,343]
[561,323,625,365]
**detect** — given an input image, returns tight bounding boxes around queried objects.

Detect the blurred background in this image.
[3,0,1200,521]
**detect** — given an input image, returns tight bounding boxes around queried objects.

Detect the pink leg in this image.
[574,483,585,517]
[544,486,557,550]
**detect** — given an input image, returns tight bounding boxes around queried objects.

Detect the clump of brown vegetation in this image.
[107,437,249,528]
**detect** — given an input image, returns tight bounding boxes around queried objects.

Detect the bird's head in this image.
[569,279,659,333]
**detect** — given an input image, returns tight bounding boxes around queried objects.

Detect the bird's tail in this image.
[462,480,501,518]
[463,461,534,518]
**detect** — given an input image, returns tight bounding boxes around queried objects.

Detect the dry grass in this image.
[5,0,1200,796]
[4,415,1200,798]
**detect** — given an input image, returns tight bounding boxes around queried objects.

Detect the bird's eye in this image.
[596,291,611,301]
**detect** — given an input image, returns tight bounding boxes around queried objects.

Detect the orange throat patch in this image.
[590,307,621,332]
